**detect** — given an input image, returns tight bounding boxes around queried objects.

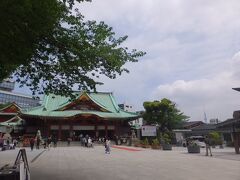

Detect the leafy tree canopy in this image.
[143,98,189,132]
[0,0,145,98]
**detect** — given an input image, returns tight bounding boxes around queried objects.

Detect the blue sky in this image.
[15,0,240,121]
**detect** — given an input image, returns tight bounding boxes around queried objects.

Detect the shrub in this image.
[209,132,222,145]
[188,140,199,147]
[141,138,149,146]
[162,133,171,144]
[152,138,160,146]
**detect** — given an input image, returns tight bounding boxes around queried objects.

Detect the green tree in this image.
[143,98,189,132]
[209,131,222,145]
[0,0,145,97]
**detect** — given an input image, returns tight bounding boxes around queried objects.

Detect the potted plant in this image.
[141,138,151,148]
[134,143,141,147]
[162,133,172,150]
[151,138,161,149]
[133,139,141,147]
[219,140,224,149]
[187,141,200,153]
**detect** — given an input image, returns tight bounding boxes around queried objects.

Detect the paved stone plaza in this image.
[0,146,240,180]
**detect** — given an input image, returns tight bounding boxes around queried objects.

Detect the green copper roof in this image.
[22,92,138,120]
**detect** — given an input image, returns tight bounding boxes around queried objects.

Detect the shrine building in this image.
[20,92,139,140]
[0,103,23,133]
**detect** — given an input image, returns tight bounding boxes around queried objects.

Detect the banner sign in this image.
[141,126,157,136]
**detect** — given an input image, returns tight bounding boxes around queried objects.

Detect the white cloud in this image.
[152,52,240,121]
[14,0,240,121]
[75,0,240,121]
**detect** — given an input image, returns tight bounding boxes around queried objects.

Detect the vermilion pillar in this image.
[233,132,240,154]
[58,122,62,140]
[47,123,50,137]
[105,123,108,138]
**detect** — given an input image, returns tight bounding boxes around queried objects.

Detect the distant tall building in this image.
[118,103,134,112]
[0,80,40,109]
[204,112,208,123]
[118,103,143,127]
[209,118,221,124]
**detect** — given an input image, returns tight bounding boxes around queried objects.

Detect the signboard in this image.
[73,125,94,130]
[50,125,59,130]
[141,126,157,136]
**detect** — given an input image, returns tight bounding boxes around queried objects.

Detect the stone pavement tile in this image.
[29,146,240,180]
[0,147,44,167]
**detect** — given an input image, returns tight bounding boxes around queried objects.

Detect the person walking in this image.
[84,137,88,147]
[30,138,35,151]
[85,135,89,147]
[67,137,71,146]
[13,139,17,148]
[47,136,52,150]
[53,136,57,148]
[36,137,40,149]
[88,137,93,148]
[204,135,212,156]
[43,138,47,149]
[79,134,83,145]
[105,139,111,154]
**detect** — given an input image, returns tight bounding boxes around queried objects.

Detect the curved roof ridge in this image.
[84,93,111,112]
[109,93,120,112]
[54,92,111,112]
[57,92,83,108]
[0,102,21,112]
[0,115,23,126]
[21,104,45,113]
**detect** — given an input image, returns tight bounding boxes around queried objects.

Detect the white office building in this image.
[0,80,40,109]
[118,103,143,128]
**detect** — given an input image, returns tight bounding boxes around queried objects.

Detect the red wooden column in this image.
[105,122,108,138]
[114,121,119,136]
[238,133,240,154]
[58,121,62,141]
[44,119,50,137]
[47,123,50,137]
[233,132,240,154]
[95,125,98,138]
[70,121,73,140]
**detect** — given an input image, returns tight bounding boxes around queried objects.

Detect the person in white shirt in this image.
[88,137,93,147]
[105,139,111,154]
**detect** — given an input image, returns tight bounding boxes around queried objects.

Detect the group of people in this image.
[30,135,58,151]
[76,134,111,153]
[0,133,18,151]
[29,136,41,151]
[1,131,112,153]
[78,134,93,148]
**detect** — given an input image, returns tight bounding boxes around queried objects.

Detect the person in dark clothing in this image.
[6,138,10,146]
[67,137,71,146]
[53,136,57,147]
[43,139,47,149]
[13,139,17,148]
[84,137,88,147]
[204,135,212,156]
[36,137,40,149]
[47,136,52,150]
[30,138,35,151]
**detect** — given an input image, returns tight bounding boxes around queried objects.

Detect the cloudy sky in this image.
[16,0,240,121]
